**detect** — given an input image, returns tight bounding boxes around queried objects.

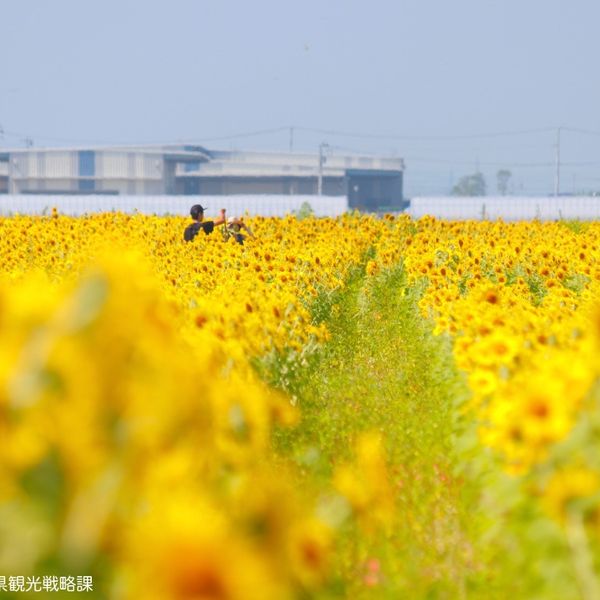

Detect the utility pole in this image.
[317,142,329,196]
[554,126,561,197]
[289,126,294,152]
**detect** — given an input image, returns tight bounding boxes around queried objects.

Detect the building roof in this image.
[0,143,404,173]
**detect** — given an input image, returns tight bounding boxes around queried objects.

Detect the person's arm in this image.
[240,221,255,238]
[213,208,227,226]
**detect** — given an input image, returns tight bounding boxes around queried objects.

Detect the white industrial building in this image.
[0,144,405,211]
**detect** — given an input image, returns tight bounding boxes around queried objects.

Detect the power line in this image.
[406,157,554,168]
[3,123,600,148]
[1,129,122,145]
[408,157,600,169]
[563,126,600,138]
[195,127,289,142]
[0,126,290,147]
[295,126,556,142]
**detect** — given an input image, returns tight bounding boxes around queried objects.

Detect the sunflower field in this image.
[1,211,600,599]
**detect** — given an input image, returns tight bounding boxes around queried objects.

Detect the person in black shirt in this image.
[183,205,226,242]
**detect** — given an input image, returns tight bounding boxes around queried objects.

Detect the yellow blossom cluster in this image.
[0,211,382,598]
[2,210,600,595]
[399,217,600,525]
[0,213,379,361]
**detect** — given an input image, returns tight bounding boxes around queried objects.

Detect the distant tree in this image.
[451,172,486,196]
[296,201,315,220]
[496,169,512,195]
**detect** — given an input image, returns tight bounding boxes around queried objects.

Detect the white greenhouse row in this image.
[407,196,600,221]
[0,195,348,218]
[3,194,600,221]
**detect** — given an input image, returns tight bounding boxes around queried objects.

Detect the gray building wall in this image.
[177,176,346,196]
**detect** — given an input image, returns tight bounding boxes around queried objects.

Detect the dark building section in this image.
[346,169,405,211]
[0,153,8,193]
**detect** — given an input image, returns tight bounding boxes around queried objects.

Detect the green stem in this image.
[565,509,600,600]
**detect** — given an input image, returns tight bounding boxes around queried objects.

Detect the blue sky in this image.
[2,0,600,195]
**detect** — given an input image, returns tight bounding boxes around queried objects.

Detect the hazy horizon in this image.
[2,0,599,196]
